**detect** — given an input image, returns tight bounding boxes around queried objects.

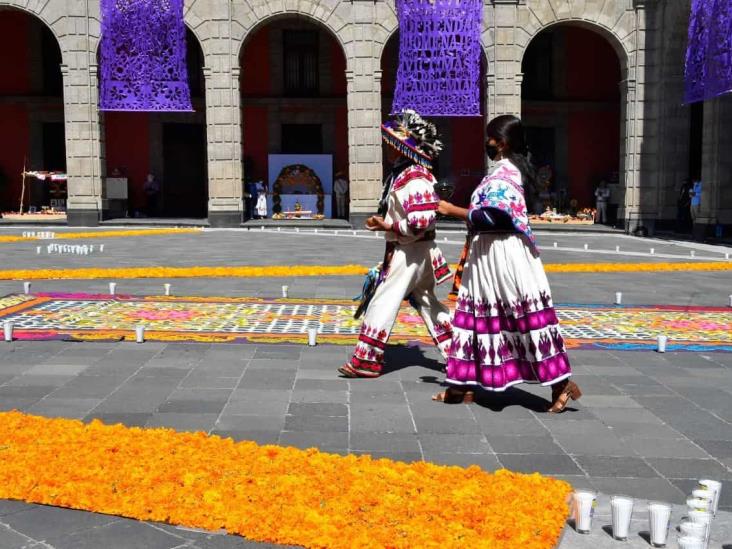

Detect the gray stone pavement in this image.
[0,341,731,547]
[0,229,730,307]
[0,228,730,547]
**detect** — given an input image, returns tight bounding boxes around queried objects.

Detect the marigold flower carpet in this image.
[0,411,571,549]
[1,293,730,351]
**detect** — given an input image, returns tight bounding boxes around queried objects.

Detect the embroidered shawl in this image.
[470,160,537,248]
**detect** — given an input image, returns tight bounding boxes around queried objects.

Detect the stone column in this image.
[205,62,244,227]
[489,1,522,117]
[64,62,105,226]
[346,63,383,228]
[696,95,732,238]
[618,77,640,232]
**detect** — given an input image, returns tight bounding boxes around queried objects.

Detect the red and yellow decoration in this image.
[0,411,571,549]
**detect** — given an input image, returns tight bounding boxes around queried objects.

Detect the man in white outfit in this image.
[594,180,610,224]
[339,110,453,378]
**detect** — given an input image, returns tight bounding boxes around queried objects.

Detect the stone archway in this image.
[520,23,623,219]
[0,5,66,214]
[238,13,349,220]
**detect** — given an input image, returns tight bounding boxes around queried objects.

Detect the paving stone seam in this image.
[200,359,250,436]
[632,382,732,473]
[401,380,426,461]
[0,520,48,547]
[532,411,592,479]
[466,400,497,457]
[83,346,171,419]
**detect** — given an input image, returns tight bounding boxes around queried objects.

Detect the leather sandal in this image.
[338,363,380,378]
[547,380,582,413]
[432,386,475,404]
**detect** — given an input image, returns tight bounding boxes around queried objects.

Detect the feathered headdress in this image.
[381,109,443,170]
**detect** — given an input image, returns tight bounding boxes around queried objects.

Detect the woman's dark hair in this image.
[486,115,538,200]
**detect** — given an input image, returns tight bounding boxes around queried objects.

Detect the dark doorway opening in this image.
[281,123,323,154]
[42,122,66,172]
[688,102,703,179]
[162,123,208,217]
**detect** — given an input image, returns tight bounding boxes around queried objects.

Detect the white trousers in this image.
[347,241,453,375]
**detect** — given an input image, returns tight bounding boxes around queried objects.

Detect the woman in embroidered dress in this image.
[433,115,581,413]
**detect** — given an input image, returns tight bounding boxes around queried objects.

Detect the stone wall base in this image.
[208,210,243,228]
[67,209,100,227]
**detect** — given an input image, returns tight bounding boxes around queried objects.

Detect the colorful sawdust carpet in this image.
[1,293,730,351]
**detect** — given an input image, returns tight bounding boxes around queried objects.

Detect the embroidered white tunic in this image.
[344,164,453,376]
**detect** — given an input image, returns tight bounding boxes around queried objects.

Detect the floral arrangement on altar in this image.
[576,207,596,221]
[271,164,325,216]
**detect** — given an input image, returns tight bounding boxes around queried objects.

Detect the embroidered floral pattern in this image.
[471,162,536,247]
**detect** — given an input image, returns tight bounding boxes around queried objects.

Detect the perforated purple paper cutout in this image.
[391,0,482,117]
[685,0,732,104]
[99,0,193,111]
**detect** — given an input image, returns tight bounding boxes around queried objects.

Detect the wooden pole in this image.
[19,157,27,215]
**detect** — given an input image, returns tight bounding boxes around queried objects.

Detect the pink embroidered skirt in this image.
[445,232,572,391]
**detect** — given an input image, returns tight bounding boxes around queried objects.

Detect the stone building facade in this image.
[0,0,729,235]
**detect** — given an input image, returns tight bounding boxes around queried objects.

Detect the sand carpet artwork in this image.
[0,293,730,351]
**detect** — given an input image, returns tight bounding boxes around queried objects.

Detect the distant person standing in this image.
[690,178,702,224]
[676,178,692,232]
[143,173,160,217]
[255,181,268,219]
[334,171,349,219]
[594,180,611,224]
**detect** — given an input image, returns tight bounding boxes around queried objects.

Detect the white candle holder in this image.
[615,245,620,252]
[307,328,317,347]
[656,334,668,353]
[100,244,105,252]
[584,243,589,250]
[23,282,31,295]
[553,242,558,248]
[109,282,117,296]
[650,248,655,254]
[698,479,722,515]
[728,294,732,308]
[3,321,13,342]
[648,501,671,548]
[164,283,171,296]
[690,250,695,258]
[677,536,705,549]
[572,491,596,534]
[135,325,145,344]
[615,292,623,305]
[610,495,634,541]
[281,285,289,298]
[36,246,41,254]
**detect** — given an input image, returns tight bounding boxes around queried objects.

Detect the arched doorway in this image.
[0,6,65,213]
[380,31,487,207]
[239,16,348,219]
[521,24,622,219]
[101,28,208,219]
